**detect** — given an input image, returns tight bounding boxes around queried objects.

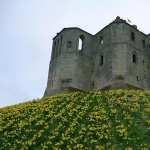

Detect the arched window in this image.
[132,53,137,63]
[78,35,84,51]
[99,36,104,45]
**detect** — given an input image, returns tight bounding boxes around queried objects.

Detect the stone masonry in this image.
[44,17,150,96]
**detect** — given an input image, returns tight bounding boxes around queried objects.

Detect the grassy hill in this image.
[0,90,150,150]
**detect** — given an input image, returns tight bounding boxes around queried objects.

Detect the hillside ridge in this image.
[0,90,150,149]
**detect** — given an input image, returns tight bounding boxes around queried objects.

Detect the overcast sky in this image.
[0,0,150,107]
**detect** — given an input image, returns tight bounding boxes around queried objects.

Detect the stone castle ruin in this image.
[44,17,150,96]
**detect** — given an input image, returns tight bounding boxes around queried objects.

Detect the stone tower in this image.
[44,17,150,96]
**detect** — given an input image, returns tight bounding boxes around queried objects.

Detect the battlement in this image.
[44,17,150,96]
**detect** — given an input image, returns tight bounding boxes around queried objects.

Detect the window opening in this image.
[142,40,145,48]
[78,35,84,51]
[99,36,104,45]
[67,41,72,48]
[136,76,139,81]
[100,55,104,66]
[131,32,135,41]
[132,54,136,63]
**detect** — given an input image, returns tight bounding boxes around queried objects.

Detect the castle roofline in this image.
[53,17,149,40]
[95,16,148,37]
[53,27,93,40]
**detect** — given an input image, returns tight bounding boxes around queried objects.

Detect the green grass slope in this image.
[0,90,150,150]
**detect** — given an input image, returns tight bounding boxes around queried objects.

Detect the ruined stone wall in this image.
[108,23,146,89]
[91,25,113,89]
[144,35,150,89]
[45,18,150,96]
[45,28,93,95]
[124,24,146,89]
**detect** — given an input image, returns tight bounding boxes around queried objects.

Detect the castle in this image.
[44,17,150,96]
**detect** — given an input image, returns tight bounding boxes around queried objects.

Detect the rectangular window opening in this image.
[136,76,139,81]
[131,32,135,41]
[100,55,104,66]
[67,41,72,48]
[142,40,145,48]
[132,54,136,63]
